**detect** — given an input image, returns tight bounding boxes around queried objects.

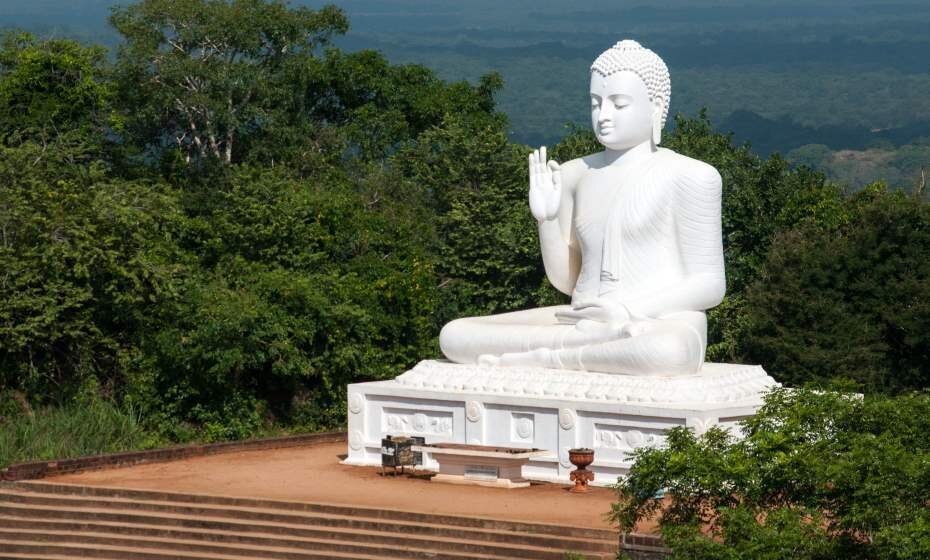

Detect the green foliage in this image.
[612,387,930,560]
[276,47,503,163]
[548,124,600,163]
[0,140,187,399]
[110,0,349,164]
[396,114,560,320]
[664,112,847,295]
[0,32,111,143]
[125,163,442,438]
[739,187,930,392]
[1,1,516,452]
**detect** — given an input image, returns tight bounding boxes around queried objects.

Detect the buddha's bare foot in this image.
[477,354,501,367]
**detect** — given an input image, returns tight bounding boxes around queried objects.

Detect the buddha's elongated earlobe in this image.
[652,103,663,146]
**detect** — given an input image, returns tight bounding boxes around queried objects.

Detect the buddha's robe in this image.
[439,148,725,375]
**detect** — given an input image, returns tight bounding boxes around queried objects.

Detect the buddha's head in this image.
[590,40,670,150]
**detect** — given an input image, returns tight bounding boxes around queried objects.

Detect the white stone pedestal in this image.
[344,360,778,487]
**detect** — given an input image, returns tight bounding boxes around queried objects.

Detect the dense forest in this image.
[0,1,929,557]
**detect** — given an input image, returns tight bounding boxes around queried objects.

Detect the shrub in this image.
[612,387,930,559]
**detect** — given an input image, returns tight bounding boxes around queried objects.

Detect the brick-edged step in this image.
[0,527,526,560]
[0,501,610,560]
[0,519,548,560]
[0,494,612,557]
[0,539,385,560]
[0,483,617,560]
[8,481,614,541]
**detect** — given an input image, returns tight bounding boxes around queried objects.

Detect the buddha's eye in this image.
[614,103,628,109]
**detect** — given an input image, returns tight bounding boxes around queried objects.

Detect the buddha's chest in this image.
[573,170,674,251]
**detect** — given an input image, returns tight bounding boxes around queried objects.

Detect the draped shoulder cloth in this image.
[599,148,725,316]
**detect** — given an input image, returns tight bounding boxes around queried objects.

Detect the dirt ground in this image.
[50,441,623,530]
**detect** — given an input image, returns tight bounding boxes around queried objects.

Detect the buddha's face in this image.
[590,70,659,151]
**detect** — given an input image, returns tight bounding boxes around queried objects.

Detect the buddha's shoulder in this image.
[556,155,599,191]
[654,149,722,189]
[560,154,596,174]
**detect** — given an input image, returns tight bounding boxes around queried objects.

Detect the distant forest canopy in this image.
[4,1,930,189]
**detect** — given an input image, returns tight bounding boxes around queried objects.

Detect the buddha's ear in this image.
[651,99,664,146]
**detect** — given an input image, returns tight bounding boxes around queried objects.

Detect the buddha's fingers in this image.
[548,160,561,189]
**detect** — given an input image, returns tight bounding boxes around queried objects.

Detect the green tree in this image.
[395,113,560,324]
[265,47,504,165]
[663,112,847,297]
[127,165,440,438]
[110,0,348,164]
[0,141,187,400]
[0,32,112,144]
[612,387,930,560]
[738,185,930,392]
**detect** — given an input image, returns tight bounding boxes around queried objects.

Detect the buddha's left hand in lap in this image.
[555,298,632,327]
[555,299,648,340]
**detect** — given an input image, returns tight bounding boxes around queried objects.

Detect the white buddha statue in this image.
[439,40,726,376]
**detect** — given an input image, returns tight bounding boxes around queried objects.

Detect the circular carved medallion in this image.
[348,430,364,450]
[465,400,482,423]
[558,408,576,430]
[348,393,364,415]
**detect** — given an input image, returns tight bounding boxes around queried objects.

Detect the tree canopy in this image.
[613,387,930,559]
[109,0,348,164]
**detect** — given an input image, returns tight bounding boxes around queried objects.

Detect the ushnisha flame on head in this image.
[591,40,671,128]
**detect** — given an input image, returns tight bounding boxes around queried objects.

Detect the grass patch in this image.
[0,388,325,469]
[0,394,158,468]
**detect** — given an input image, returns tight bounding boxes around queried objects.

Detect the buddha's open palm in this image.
[528,146,562,222]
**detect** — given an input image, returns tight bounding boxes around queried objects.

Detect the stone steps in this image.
[0,482,618,560]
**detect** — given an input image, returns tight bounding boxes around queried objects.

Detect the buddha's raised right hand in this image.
[528,146,562,222]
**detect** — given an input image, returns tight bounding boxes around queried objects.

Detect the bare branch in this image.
[917,167,927,199]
